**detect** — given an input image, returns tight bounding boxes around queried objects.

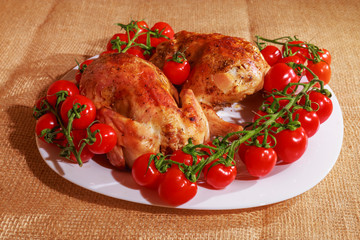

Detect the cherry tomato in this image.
[203,160,237,189]
[35,112,63,143]
[277,55,305,65]
[253,110,285,132]
[299,91,333,123]
[263,63,299,93]
[277,55,305,76]
[34,96,47,111]
[75,59,94,83]
[274,127,308,163]
[79,59,94,73]
[265,95,290,111]
[306,61,331,85]
[163,59,190,85]
[238,139,252,162]
[170,149,201,167]
[132,153,162,189]
[201,142,228,158]
[261,45,282,66]
[60,95,96,129]
[75,71,82,83]
[150,37,168,48]
[282,40,310,62]
[309,48,331,65]
[87,123,117,154]
[243,146,277,177]
[158,167,197,205]
[106,33,129,51]
[318,48,331,65]
[100,50,117,56]
[46,80,79,108]
[126,47,145,59]
[238,135,274,162]
[33,96,49,118]
[69,129,93,163]
[292,108,320,137]
[151,22,174,40]
[132,20,149,35]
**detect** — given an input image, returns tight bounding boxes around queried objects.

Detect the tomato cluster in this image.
[258,36,332,89]
[33,80,117,165]
[132,142,237,206]
[234,36,334,178]
[74,20,191,86]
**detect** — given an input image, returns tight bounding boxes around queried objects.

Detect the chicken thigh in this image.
[80,53,210,168]
[150,31,270,136]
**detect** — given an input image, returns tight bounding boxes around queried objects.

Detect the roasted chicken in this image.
[80,53,210,168]
[150,31,270,136]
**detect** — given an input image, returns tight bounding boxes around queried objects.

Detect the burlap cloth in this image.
[1,0,359,239]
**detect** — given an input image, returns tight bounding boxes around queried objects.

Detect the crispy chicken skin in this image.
[150,31,269,136]
[80,53,210,168]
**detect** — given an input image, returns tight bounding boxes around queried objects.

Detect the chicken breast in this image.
[80,53,209,168]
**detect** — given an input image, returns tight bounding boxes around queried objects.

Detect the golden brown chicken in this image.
[80,53,209,169]
[150,31,270,136]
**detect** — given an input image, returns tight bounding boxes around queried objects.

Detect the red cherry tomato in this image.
[150,37,168,48]
[46,80,79,108]
[292,108,320,137]
[158,167,197,205]
[126,47,145,59]
[277,55,305,76]
[163,59,190,85]
[238,135,275,162]
[274,127,308,163]
[263,63,299,93]
[203,160,237,189]
[132,153,162,189]
[69,129,93,163]
[151,22,174,40]
[100,50,118,56]
[75,71,82,83]
[87,123,117,154]
[318,48,331,65]
[309,48,331,65]
[253,110,285,132]
[299,91,333,124]
[132,20,149,35]
[282,40,310,62]
[277,55,305,65]
[75,59,94,83]
[170,149,201,167]
[306,61,331,85]
[265,95,290,111]
[106,33,129,51]
[238,141,250,162]
[243,146,277,177]
[33,96,49,118]
[35,112,63,143]
[79,59,94,73]
[261,45,282,66]
[60,95,96,129]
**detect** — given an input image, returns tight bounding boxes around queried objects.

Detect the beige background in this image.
[1,0,359,239]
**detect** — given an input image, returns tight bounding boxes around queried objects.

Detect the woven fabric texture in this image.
[1,0,359,239]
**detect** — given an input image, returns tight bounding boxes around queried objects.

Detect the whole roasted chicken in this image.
[80,53,210,168]
[150,31,270,136]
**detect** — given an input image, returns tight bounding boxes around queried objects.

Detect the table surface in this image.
[1,0,359,239]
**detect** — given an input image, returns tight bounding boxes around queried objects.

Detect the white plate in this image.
[37,66,343,210]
